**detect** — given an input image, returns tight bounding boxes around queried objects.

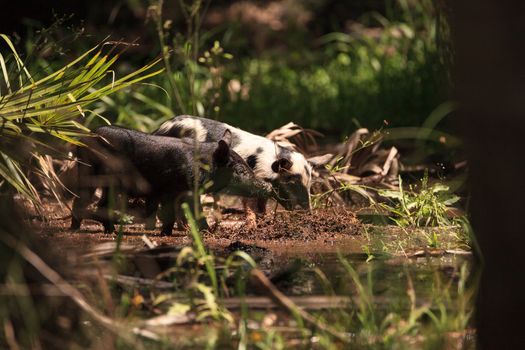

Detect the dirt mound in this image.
[213,206,361,241]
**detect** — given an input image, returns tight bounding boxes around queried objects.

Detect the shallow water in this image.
[237,245,472,299]
[267,251,473,304]
[112,241,473,308]
[78,237,475,348]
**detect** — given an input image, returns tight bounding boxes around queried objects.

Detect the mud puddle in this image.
[29,198,474,348]
[31,197,473,302]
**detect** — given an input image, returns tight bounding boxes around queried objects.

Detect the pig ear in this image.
[221,129,232,147]
[271,158,293,173]
[214,130,232,165]
[307,153,333,168]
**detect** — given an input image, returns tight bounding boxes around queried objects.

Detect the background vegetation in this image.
[3,0,454,137]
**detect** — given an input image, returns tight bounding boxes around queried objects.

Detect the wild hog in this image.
[70,126,272,235]
[154,116,325,226]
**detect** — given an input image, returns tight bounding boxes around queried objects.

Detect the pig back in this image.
[85,126,197,197]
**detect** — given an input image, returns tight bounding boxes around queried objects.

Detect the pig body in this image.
[155,115,314,212]
[71,126,271,235]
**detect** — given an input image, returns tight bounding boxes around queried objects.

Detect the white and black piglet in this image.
[154,116,328,227]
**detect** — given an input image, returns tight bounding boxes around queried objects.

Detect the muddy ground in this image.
[28,193,469,261]
[31,198,366,256]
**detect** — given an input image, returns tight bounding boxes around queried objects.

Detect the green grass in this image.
[378,172,460,228]
[209,0,451,135]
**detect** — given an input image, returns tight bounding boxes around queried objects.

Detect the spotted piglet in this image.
[154,115,324,228]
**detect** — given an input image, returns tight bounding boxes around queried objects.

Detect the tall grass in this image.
[378,171,460,227]
[85,0,232,133]
[151,0,231,117]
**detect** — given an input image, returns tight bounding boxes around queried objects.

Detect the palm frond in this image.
[0,34,164,209]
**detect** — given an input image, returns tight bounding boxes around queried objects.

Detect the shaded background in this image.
[1,0,453,138]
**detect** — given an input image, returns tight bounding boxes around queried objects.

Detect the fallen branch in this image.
[104,274,173,289]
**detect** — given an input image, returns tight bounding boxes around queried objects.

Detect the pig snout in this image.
[273,181,311,211]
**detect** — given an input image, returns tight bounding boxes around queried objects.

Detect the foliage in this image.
[0,34,163,207]
[79,0,453,137]
[148,204,257,323]
[332,254,473,348]
[243,254,475,349]
[84,0,234,133]
[151,0,233,117]
[379,172,460,227]
[217,0,452,134]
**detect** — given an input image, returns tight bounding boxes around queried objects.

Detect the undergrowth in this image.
[26,0,453,137]
[379,172,460,228]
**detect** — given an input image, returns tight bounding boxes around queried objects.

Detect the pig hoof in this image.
[160,229,172,236]
[70,217,81,230]
[244,223,257,230]
[243,219,257,230]
[244,211,257,230]
[103,226,115,234]
[208,222,219,233]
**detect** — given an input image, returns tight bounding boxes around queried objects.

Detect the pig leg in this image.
[242,197,258,230]
[176,194,209,231]
[159,197,175,236]
[195,201,209,231]
[188,194,209,231]
[95,187,116,234]
[144,198,159,230]
[71,155,97,230]
[71,185,96,230]
[171,193,187,230]
[208,194,222,232]
[256,198,267,213]
[242,197,267,230]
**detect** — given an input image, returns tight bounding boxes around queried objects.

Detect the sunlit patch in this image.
[158,117,207,142]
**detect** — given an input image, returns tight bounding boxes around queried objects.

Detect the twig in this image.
[250,269,350,343]
[141,234,157,249]
[4,319,21,350]
[381,147,398,176]
[1,235,150,347]
[272,200,279,221]
[222,296,351,310]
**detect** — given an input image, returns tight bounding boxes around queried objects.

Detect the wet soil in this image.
[30,199,364,255]
[212,206,360,241]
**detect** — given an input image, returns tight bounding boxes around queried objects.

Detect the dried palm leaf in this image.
[265,123,401,206]
[266,122,323,154]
